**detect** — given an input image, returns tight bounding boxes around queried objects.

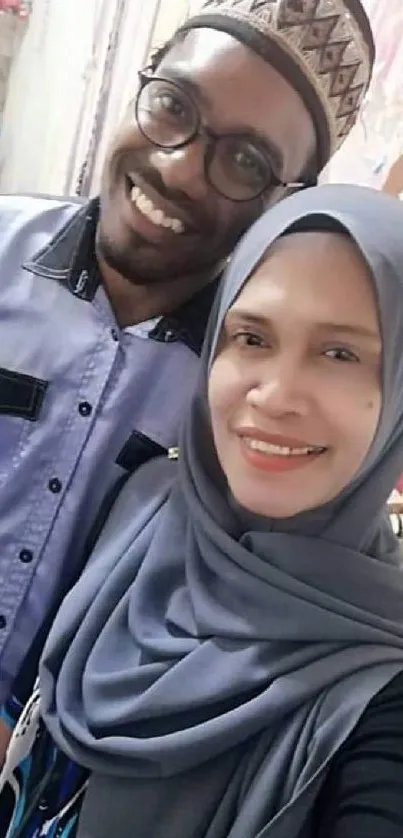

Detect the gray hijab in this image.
[40,184,403,838]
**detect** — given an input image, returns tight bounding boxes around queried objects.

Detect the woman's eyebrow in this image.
[225,309,269,327]
[315,322,381,342]
[225,310,380,343]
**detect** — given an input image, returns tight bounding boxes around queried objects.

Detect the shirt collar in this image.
[23,197,219,356]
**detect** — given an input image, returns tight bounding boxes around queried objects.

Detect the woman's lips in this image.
[237,431,327,473]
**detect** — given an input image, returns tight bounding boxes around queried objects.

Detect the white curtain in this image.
[85,0,201,196]
[0,0,115,193]
[0,0,166,195]
[0,0,205,196]
[83,0,163,197]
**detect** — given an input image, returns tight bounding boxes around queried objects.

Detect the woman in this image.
[3,183,403,837]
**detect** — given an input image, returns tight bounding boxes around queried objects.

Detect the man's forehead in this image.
[159,28,265,75]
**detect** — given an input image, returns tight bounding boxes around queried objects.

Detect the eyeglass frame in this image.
[134,68,316,203]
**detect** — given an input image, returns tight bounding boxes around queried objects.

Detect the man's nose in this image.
[150,138,209,202]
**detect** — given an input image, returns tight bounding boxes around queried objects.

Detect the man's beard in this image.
[96,225,183,286]
[96,222,235,288]
[97,156,263,286]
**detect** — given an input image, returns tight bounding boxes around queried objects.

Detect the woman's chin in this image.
[231,489,313,520]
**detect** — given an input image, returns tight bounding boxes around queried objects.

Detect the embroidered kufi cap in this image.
[179,0,375,170]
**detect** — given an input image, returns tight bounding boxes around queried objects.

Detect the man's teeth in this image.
[244,439,323,456]
[130,186,184,234]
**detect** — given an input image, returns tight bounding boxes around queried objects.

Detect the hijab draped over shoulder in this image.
[40,185,403,838]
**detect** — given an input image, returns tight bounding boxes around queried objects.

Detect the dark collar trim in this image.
[23,196,218,356]
[23,197,101,302]
[149,278,219,356]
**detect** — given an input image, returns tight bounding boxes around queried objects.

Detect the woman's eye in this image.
[324,347,360,363]
[232,331,265,348]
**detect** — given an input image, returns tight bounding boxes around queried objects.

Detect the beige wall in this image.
[0,13,26,119]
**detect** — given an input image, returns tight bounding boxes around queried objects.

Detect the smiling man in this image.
[0,0,374,712]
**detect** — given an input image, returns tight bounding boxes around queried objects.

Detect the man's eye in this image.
[219,138,271,187]
[324,347,360,363]
[155,93,186,116]
[230,148,269,185]
[147,87,191,124]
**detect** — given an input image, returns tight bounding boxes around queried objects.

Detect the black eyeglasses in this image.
[134,69,312,203]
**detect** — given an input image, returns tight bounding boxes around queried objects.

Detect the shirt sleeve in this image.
[314,670,403,837]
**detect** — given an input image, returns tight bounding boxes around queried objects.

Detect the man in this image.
[0,0,373,710]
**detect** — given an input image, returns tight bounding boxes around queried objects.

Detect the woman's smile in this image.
[236,429,327,473]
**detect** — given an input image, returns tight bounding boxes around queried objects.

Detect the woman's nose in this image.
[246,360,310,418]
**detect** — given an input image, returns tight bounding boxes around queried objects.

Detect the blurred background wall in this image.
[0,0,401,196]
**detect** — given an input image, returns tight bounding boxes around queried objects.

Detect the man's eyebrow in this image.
[158,67,285,175]
[159,66,210,106]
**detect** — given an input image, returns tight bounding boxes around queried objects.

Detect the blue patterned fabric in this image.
[0,693,88,838]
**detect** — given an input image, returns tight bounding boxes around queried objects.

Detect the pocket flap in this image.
[0,367,48,421]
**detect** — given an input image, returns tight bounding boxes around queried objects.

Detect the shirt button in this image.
[19,549,34,564]
[0,615,6,629]
[48,478,63,494]
[111,328,119,342]
[78,401,92,417]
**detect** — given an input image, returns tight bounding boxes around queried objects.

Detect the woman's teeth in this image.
[244,439,324,457]
[131,186,184,234]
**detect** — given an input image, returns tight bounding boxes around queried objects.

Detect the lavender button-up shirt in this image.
[0,194,214,701]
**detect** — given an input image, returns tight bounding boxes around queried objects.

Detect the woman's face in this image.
[208,231,382,518]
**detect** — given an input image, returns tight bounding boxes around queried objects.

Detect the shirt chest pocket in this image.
[0,367,48,486]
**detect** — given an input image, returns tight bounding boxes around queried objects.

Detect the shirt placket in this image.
[0,317,122,661]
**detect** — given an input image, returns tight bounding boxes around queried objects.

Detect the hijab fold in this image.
[40,185,403,838]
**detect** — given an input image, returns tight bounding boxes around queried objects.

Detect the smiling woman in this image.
[5,185,403,838]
